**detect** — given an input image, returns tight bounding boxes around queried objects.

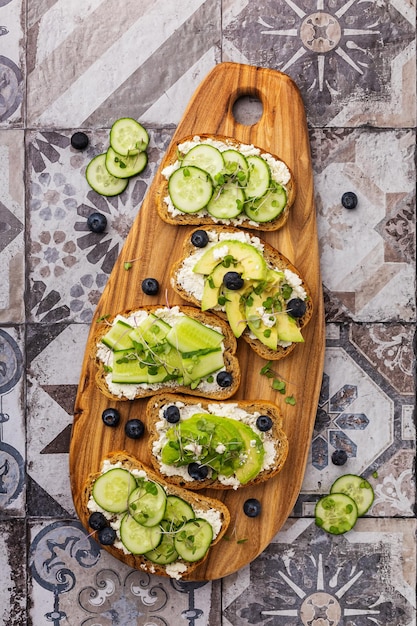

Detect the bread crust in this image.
[155,134,295,232]
[82,451,231,578]
[93,305,241,400]
[146,393,289,490]
[170,226,313,361]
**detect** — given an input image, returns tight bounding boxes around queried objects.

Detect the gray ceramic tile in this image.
[0,519,26,625]
[0,0,24,126]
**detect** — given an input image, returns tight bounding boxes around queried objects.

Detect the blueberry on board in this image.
[98,526,117,545]
[141,278,159,296]
[191,230,209,248]
[163,405,181,424]
[243,498,262,517]
[223,271,244,290]
[71,131,89,150]
[256,415,273,432]
[87,212,107,233]
[88,512,108,531]
[287,298,307,319]
[102,408,120,427]
[341,192,358,210]
[188,462,209,480]
[331,449,348,466]
[125,418,145,439]
[216,371,233,388]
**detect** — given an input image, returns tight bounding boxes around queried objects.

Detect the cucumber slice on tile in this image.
[128,481,167,527]
[207,182,245,219]
[119,513,162,554]
[92,468,136,513]
[109,117,149,156]
[330,474,374,516]
[245,155,271,199]
[86,153,129,196]
[105,146,148,179]
[174,518,213,562]
[166,315,224,352]
[168,166,213,213]
[315,493,358,535]
[244,184,287,223]
[101,319,134,351]
[182,144,225,181]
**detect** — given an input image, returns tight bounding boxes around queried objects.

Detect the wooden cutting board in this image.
[70,62,325,581]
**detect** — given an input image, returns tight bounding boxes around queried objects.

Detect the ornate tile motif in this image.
[0,0,24,126]
[223,0,416,127]
[27,127,174,323]
[222,518,416,626]
[0,519,26,624]
[29,519,221,626]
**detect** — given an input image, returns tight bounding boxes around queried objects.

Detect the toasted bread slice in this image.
[146,393,289,490]
[82,451,230,578]
[155,134,295,231]
[170,227,313,361]
[93,305,240,400]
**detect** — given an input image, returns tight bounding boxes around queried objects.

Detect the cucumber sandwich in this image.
[170,227,312,361]
[84,452,230,579]
[155,134,295,231]
[147,393,289,490]
[93,305,240,400]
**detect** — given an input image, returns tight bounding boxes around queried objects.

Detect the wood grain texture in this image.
[69,62,325,581]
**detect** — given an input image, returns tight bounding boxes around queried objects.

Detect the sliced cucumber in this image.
[182,144,224,181]
[182,349,224,383]
[207,182,245,219]
[92,468,136,513]
[105,146,147,179]
[166,315,223,353]
[111,350,147,384]
[244,185,287,223]
[119,513,162,554]
[315,493,358,535]
[144,521,179,565]
[330,474,374,516]
[129,314,171,348]
[174,518,213,562]
[168,166,213,213]
[109,117,149,156]
[222,149,249,183]
[245,155,271,199]
[101,319,134,351]
[128,481,167,527]
[164,496,195,527]
[86,153,129,196]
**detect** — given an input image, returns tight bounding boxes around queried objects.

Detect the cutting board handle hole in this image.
[232,95,263,126]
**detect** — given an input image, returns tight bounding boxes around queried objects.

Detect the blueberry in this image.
[141,278,159,296]
[331,449,348,466]
[188,462,209,480]
[88,512,108,531]
[341,192,358,210]
[71,131,89,150]
[287,298,307,319]
[163,405,181,424]
[243,498,262,517]
[223,271,244,290]
[191,230,209,248]
[216,371,233,388]
[256,415,273,432]
[102,407,120,427]
[125,418,145,439]
[97,526,117,545]
[87,212,107,233]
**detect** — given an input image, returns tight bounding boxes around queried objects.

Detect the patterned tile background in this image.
[0,0,415,624]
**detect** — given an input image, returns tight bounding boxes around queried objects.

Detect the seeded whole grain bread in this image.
[154,133,296,232]
[146,392,289,490]
[170,226,313,361]
[82,451,231,578]
[93,305,241,400]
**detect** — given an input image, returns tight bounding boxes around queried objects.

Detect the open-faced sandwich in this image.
[93,305,240,400]
[147,393,288,490]
[84,452,230,579]
[155,134,295,231]
[170,227,312,361]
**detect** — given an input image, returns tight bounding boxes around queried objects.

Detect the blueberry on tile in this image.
[71,131,89,150]
[87,212,107,233]
[341,192,358,210]
[331,449,348,466]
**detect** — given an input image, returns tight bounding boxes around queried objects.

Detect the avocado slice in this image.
[245,291,278,350]
[276,312,304,343]
[193,240,267,280]
[232,421,265,484]
[223,286,250,338]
